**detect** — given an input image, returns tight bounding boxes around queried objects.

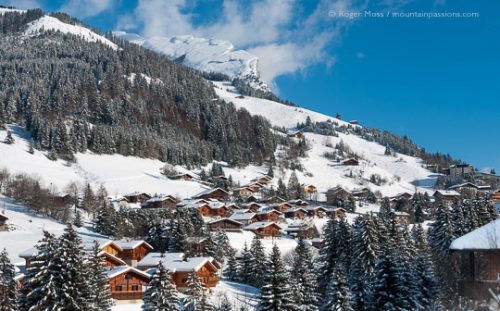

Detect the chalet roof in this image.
[137,252,218,272]
[304,206,328,211]
[115,240,153,250]
[244,221,282,230]
[390,211,410,217]
[450,219,500,250]
[123,191,151,197]
[229,212,257,221]
[448,182,478,190]
[104,266,151,279]
[194,187,229,198]
[170,172,196,179]
[288,199,309,206]
[0,214,7,221]
[285,207,307,213]
[20,237,124,258]
[143,196,177,203]
[433,190,460,197]
[207,218,243,226]
[98,251,127,266]
[257,209,282,215]
[327,186,349,193]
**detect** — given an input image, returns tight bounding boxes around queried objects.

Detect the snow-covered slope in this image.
[114,32,267,91]
[24,15,118,50]
[213,81,438,199]
[0,125,204,198]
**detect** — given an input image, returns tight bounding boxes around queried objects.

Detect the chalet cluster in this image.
[18,238,221,301]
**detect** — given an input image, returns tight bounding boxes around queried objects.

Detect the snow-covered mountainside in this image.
[24,15,118,50]
[114,32,267,91]
[213,81,438,199]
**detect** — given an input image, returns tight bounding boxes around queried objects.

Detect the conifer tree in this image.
[249,236,267,288]
[223,249,239,282]
[237,243,253,284]
[290,237,318,311]
[142,262,179,311]
[322,263,353,311]
[87,241,113,311]
[260,245,293,311]
[349,215,379,311]
[0,249,17,310]
[184,272,205,311]
[4,131,14,145]
[73,210,83,227]
[277,178,287,200]
[379,197,391,218]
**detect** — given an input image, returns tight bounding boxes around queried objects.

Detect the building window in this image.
[115,286,122,292]
[131,285,139,291]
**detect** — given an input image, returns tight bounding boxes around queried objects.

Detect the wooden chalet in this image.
[247,182,265,192]
[351,187,371,200]
[105,266,151,300]
[311,238,325,249]
[141,195,177,209]
[254,175,273,184]
[207,218,243,232]
[266,196,286,204]
[342,158,359,166]
[169,172,195,181]
[284,207,307,219]
[256,209,282,222]
[433,190,460,206]
[326,186,350,205]
[115,240,153,267]
[491,189,500,202]
[349,120,359,125]
[197,202,229,217]
[450,219,500,300]
[234,187,254,198]
[244,221,282,238]
[288,199,309,206]
[123,192,151,204]
[271,202,293,213]
[229,212,258,225]
[392,192,413,201]
[100,251,127,267]
[0,214,7,228]
[195,188,229,201]
[288,131,303,139]
[303,184,317,194]
[285,221,319,239]
[242,202,263,212]
[326,207,346,218]
[389,211,411,225]
[305,206,328,218]
[137,253,220,289]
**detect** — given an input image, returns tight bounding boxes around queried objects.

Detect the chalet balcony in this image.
[111,291,145,300]
[459,280,500,300]
[202,276,220,287]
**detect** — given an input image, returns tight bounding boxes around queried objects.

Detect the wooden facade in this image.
[208,218,243,232]
[306,206,328,218]
[284,208,307,219]
[141,197,177,209]
[117,242,153,267]
[124,193,151,204]
[108,268,150,300]
[198,204,228,217]
[326,187,350,205]
[491,189,500,202]
[433,190,460,206]
[196,188,229,201]
[0,214,7,227]
[101,252,127,267]
[272,202,293,213]
[246,223,282,238]
[256,210,281,222]
[234,187,254,198]
[303,184,317,194]
[327,207,346,219]
[342,158,359,166]
[171,262,220,289]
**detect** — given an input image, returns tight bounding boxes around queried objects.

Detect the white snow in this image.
[450,219,500,250]
[113,32,267,91]
[125,73,163,85]
[0,8,25,14]
[0,125,205,198]
[25,16,118,50]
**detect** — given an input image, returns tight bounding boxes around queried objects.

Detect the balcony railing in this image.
[111,291,145,300]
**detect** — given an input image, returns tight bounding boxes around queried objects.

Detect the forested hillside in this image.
[0,9,277,166]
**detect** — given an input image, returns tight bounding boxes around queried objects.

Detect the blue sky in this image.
[3,0,499,172]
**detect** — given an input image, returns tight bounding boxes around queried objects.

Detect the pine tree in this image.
[184,272,205,311]
[20,231,60,310]
[237,243,253,284]
[4,131,14,145]
[94,201,116,236]
[287,172,300,199]
[260,245,293,311]
[290,237,318,311]
[87,241,113,311]
[142,262,179,311]
[322,263,353,311]
[0,249,17,310]
[223,249,239,281]
[379,197,391,218]
[450,199,465,237]
[249,236,267,288]
[56,223,90,309]
[349,215,379,311]
[73,210,83,227]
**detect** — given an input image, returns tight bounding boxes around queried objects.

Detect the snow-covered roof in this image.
[194,187,229,197]
[115,240,153,250]
[229,213,257,221]
[448,182,478,190]
[137,252,217,272]
[244,221,282,230]
[434,190,460,196]
[144,196,176,203]
[103,266,151,279]
[208,218,242,226]
[450,219,500,250]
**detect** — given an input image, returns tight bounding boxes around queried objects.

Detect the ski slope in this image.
[24,15,119,50]
[213,81,438,199]
[0,125,205,198]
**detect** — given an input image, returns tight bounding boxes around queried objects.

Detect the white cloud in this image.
[115,0,371,86]
[60,0,116,18]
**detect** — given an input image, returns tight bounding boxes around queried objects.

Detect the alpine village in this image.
[0,5,499,311]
